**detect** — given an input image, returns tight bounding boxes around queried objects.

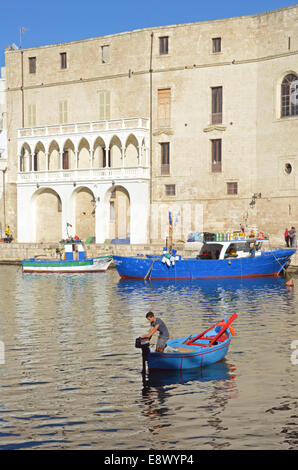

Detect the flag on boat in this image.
[169,212,173,234]
[67,223,72,227]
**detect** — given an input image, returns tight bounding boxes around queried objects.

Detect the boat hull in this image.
[114,249,295,279]
[148,333,231,371]
[22,257,112,273]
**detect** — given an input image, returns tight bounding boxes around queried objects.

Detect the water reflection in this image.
[145,361,232,387]
[0,267,297,450]
[140,362,238,450]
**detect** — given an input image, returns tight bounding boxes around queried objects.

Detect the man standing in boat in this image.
[143,311,170,352]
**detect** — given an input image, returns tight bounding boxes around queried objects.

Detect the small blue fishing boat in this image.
[136,314,237,371]
[22,240,112,273]
[114,235,296,280]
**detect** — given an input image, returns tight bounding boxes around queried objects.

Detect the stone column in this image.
[138,144,142,167]
[75,150,78,170]
[59,150,63,170]
[121,146,125,168]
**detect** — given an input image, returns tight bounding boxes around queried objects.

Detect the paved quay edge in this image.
[0,242,297,272]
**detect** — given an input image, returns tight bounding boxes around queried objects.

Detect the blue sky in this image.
[0,0,297,69]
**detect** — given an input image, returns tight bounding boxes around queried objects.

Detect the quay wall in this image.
[0,242,297,271]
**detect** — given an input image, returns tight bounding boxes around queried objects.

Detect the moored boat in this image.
[114,234,296,280]
[136,313,237,371]
[22,240,112,273]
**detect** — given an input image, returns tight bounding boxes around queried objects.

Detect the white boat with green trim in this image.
[22,241,112,273]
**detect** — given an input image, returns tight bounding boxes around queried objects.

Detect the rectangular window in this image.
[62,150,69,169]
[160,142,170,175]
[158,88,171,127]
[59,100,68,124]
[99,90,111,120]
[29,57,36,74]
[165,184,175,196]
[101,45,110,64]
[33,153,38,171]
[159,36,169,55]
[227,182,238,195]
[211,139,222,172]
[212,38,221,53]
[211,87,222,124]
[28,104,36,127]
[60,52,67,69]
[103,148,111,167]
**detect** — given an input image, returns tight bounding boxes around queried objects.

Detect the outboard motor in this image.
[135,337,150,373]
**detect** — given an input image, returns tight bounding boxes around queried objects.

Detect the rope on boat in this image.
[268,237,288,275]
[144,259,155,280]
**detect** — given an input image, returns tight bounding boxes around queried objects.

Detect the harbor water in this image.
[0,266,297,450]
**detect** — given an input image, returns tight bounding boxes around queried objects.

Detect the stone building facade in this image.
[0,66,8,237]
[4,5,298,244]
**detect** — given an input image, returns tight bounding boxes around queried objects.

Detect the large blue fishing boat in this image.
[114,235,296,280]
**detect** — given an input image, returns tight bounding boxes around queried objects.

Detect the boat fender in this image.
[257,231,265,239]
[162,257,166,263]
[166,258,171,267]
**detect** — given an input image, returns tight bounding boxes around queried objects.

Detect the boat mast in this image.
[168,211,173,253]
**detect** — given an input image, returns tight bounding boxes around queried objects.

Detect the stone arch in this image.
[93,136,106,168]
[33,141,46,171]
[109,135,122,168]
[125,134,139,167]
[73,186,95,241]
[48,140,60,170]
[20,142,32,172]
[77,138,90,169]
[31,188,62,242]
[105,185,130,241]
[280,72,298,118]
[62,138,76,169]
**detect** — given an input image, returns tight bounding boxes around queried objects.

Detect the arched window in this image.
[281,74,298,117]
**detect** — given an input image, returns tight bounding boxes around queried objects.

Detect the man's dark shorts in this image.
[156,335,169,350]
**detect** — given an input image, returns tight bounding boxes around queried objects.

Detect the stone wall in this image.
[4,5,298,243]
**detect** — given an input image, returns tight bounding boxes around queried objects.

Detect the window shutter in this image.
[99,91,110,120]
[59,101,63,123]
[28,104,36,126]
[28,105,32,126]
[59,100,68,124]
[64,100,68,123]
[105,91,110,120]
[158,88,171,127]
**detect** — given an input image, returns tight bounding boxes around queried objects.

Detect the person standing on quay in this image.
[284,228,290,247]
[289,227,297,247]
